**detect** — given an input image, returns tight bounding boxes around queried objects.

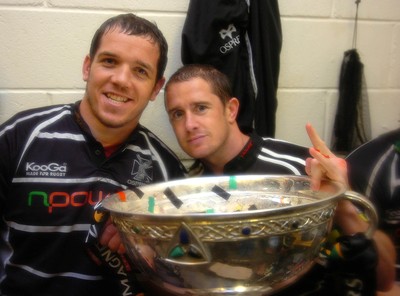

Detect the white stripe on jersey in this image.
[139,130,169,180]
[0,105,71,137]
[390,153,400,197]
[260,147,306,166]
[37,132,85,141]
[7,262,103,280]
[8,221,89,233]
[17,110,72,170]
[125,144,156,158]
[257,154,303,175]
[12,176,127,189]
[367,145,400,199]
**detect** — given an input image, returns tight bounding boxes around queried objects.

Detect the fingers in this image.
[99,220,116,245]
[306,123,334,158]
[306,156,325,191]
[308,147,348,187]
[310,147,348,179]
[108,232,126,254]
[305,123,349,190]
[117,243,126,254]
[309,146,335,174]
[99,219,125,254]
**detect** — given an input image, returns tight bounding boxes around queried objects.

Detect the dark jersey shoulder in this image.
[346,128,400,195]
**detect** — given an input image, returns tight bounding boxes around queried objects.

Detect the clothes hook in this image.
[352,0,361,48]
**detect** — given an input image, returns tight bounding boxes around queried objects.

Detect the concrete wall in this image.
[0,0,399,161]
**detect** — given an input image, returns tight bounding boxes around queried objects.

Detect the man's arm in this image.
[334,200,396,291]
[305,123,396,292]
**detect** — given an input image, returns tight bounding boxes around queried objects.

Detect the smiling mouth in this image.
[106,93,129,103]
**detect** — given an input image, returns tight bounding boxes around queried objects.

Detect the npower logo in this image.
[26,162,67,177]
[28,190,105,213]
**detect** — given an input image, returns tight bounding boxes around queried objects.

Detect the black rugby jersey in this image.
[0,102,186,295]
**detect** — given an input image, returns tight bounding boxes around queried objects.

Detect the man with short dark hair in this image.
[0,13,186,295]
[164,64,395,295]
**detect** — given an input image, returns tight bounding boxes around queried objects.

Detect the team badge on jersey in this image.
[128,154,153,186]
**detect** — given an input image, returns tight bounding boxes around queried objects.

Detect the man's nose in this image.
[111,65,131,87]
[185,113,198,130]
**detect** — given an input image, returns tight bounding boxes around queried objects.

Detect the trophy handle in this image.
[341,190,378,238]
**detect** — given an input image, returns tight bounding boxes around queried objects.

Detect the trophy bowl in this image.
[101,175,377,295]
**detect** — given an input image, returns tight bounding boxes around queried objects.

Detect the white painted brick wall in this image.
[0,0,399,160]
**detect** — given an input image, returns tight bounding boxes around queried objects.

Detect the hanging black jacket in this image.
[181,0,282,137]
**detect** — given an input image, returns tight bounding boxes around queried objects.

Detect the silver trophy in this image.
[101,175,377,295]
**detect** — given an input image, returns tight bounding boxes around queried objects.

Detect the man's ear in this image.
[150,77,166,101]
[82,55,91,82]
[226,97,240,123]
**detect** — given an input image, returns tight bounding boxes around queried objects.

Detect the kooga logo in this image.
[26,162,67,177]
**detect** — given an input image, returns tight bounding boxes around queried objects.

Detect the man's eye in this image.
[196,105,208,113]
[103,58,115,65]
[134,68,148,78]
[170,111,183,120]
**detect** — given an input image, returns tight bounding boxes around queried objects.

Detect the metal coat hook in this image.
[352,0,361,48]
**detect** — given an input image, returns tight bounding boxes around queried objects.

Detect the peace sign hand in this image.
[305,123,349,191]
